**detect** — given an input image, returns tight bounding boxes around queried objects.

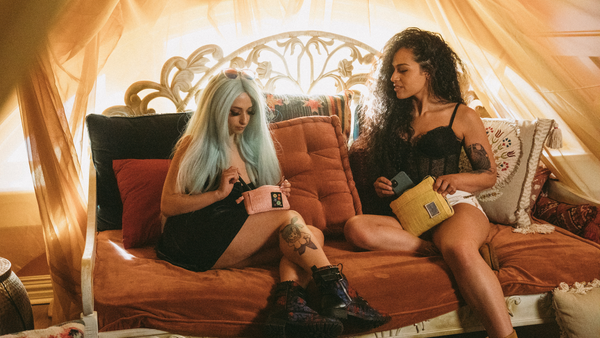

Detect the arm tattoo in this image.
[465,143,493,174]
[280,216,317,255]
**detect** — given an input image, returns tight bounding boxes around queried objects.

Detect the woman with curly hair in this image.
[344,28,516,338]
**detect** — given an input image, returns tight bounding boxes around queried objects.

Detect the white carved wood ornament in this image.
[103,31,378,116]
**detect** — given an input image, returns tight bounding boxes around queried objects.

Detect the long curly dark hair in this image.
[359,27,468,179]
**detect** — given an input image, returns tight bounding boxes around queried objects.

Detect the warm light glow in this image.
[109,240,135,260]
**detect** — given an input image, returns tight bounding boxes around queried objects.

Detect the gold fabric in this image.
[0,0,598,323]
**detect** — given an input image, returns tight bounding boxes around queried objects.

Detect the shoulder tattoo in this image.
[466,143,492,173]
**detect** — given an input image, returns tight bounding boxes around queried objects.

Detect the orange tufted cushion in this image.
[270,115,361,235]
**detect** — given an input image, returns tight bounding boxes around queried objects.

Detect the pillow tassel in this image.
[546,121,562,149]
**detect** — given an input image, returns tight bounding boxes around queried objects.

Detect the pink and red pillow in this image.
[113,159,171,249]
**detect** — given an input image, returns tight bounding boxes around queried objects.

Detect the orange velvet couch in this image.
[84,114,600,338]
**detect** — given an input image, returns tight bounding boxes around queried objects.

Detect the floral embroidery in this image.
[265,94,283,111]
[303,99,323,113]
[477,120,522,201]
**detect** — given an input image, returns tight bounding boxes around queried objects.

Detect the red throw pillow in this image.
[529,164,551,212]
[113,159,171,249]
[534,195,600,245]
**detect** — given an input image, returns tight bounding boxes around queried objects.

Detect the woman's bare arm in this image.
[433,106,497,195]
[160,136,238,217]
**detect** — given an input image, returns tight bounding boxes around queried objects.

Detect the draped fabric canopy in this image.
[0,0,598,323]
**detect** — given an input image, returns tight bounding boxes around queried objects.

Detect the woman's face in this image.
[390,48,429,100]
[228,92,254,136]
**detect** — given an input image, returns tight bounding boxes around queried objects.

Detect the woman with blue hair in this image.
[156,68,388,338]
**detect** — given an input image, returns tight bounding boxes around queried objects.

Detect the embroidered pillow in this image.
[0,320,85,338]
[534,195,600,245]
[113,159,171,249]
[265,91,353,138]
[460,118,555,230]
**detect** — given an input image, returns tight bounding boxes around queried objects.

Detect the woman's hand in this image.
[433,174,461,197]
[279,178,291,197]
[374,176,395,198]
[217,166,240,200]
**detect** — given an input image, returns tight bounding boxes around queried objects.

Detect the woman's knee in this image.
[344,216,372,248]
[306,225,324,246]
[438,240,480,266]
[277,210,313,238]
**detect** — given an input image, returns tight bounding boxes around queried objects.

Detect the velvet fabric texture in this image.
[270,116,361,235]
[113,159,171,249]
[92,223,600,336]
[90,116,600,336]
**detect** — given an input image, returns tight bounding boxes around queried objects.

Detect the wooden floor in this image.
[31,303,560,337]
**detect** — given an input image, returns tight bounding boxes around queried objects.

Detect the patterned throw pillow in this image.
[265,91,353,138]
[460,118,555,231]
[534,195,600,245]
[529,164,552,212]
[0,320,84,338]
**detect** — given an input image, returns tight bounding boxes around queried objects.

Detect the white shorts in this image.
[445,190,487,219]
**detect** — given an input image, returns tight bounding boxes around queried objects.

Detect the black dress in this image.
[156,181,254,272]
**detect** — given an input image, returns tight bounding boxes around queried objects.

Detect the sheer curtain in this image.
[4,0,598,323]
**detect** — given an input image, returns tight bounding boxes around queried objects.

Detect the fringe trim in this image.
[512,223,555,234]
[554,278,600,295]
[553,279,600,338]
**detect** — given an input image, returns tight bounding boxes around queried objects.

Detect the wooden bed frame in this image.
[81,30,556,338]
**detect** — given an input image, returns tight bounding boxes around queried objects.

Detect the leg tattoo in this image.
[280,216,318,255]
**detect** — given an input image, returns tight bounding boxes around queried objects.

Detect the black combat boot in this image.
[311,265,391,330]
[265,280,344,338]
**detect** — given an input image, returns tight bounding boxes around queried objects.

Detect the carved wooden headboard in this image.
[103,31,379,116]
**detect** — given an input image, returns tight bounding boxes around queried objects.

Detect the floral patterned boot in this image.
[265,280,344,338]
[311,265,391,330]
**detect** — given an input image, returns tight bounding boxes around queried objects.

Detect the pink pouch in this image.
[242,185,290,214]
[239,177,290,215]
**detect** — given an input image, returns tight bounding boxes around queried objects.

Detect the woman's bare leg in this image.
[213,210,330,283]
[344,214,436,255]
[279,225,324,287]
[432,204,513,338]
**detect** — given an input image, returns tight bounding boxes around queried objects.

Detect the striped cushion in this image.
[265,90,353,137]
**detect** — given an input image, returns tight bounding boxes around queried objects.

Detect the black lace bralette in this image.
[397,103,464,182]
[411,124,462,159]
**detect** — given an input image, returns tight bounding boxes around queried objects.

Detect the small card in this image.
[424,202,440,218]
[271,192,283,208]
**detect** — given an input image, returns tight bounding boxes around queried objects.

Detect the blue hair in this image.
[177,72,281,194]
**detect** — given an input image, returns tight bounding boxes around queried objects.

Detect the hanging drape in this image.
[14,0,169,323]
[425,0,600,200]
[3,0,598,323]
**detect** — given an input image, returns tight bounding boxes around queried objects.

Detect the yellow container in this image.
[389,176,454,237]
